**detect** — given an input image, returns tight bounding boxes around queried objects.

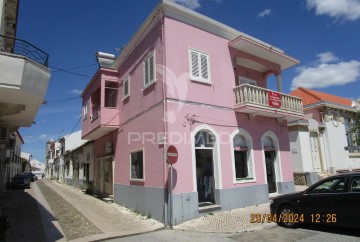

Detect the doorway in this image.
[310,132,321,172]
[265,151,277,193]
[194,130,216,206]
[196,149,215,205]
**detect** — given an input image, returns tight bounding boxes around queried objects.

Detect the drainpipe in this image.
[276,74,282,93]
[159,7,169,228]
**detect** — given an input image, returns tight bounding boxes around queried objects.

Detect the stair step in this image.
[198,204,222,213]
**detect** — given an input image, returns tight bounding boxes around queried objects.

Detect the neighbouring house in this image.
[45,140,60,179]
[81,0,304,224]
[0,0,51,191]
[288,87,360,185]
[4,130,23,187]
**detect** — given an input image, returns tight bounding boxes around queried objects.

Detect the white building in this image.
[288,88,360,185]
[0,0,51,191]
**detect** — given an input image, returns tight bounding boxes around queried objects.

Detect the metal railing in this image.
[234,84,303,114]
[0,34,49,67]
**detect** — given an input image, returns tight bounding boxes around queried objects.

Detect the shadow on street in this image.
[0,182,64,242]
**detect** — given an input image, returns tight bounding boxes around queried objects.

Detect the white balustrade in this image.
[233,84,303,114]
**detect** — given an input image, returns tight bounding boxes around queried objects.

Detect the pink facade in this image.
[81,0,303,223]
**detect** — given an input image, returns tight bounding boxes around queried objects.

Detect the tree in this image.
[349,111,360,146]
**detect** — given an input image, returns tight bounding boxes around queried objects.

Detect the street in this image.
[108,226,360,242]
[1,179,359,241]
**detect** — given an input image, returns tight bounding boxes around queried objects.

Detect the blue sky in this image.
[18,0,360,163]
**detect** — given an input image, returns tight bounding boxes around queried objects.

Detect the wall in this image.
[289,127,313,172]
[0,0,5,36]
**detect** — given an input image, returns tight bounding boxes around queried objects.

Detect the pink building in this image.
[81,0,304,224]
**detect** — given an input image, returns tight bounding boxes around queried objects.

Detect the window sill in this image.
[130,179,145,186]
[142,80,156,92]
[234,178,256,184]
[190,78,212,86]
[122,95,130,101]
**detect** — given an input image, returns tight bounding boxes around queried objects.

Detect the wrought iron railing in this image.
[0,34,49,67]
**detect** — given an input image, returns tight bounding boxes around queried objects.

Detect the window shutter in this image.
[191,50,200,78]
[200,54,208,80]
[149,55,154,83]
[144,60,149,86]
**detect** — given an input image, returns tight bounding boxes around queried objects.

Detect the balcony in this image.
[82,73,120,140]
[234,84,303,121]
[0,35,50,129]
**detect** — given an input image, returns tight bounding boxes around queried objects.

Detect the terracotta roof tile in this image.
[289,87,353,107]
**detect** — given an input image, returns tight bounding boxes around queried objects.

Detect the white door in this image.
[310,132,321,171]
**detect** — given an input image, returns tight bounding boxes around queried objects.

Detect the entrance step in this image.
[198,204,222,214]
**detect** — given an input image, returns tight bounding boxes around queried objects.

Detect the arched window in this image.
[232,131,254,181]
[195,131,216,148]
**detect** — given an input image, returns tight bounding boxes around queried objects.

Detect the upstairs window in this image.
[189,48,210,83]
[123,77,130,99]
[83,102,88,119]
[144,53,155,87]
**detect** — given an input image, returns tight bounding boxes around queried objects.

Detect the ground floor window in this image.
[130,150,144,180]
[233,133,253,180]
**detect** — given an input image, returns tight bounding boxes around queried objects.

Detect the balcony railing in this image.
[234,84,303,114]
[0,34,49,67]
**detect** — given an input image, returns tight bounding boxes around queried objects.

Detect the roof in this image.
[290,87,353,107]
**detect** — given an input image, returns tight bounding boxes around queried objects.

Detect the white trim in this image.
[261,131,283,192]
[143,51,156,89]
[191,124,222,192]
[129,148,145,181]
[188,48,211,84]
[230,128,256,184]
[123,75,130,100]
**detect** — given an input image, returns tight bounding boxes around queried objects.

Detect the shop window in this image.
[130,150,144,180]
[233,133,254,181]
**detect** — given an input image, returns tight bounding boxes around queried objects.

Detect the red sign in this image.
[268,91,282,108]
[166,145,178,165]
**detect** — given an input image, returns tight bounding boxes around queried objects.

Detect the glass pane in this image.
[351,177,360,192]
[131,151,144,179]
[309,178,345,194]
[195,131,215,147]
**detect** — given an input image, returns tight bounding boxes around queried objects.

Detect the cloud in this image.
[291,52,360,89]
[316,52,339,64]
[69,89,83,95]
[258,9,272,18]
[170,0,201,10]
[307,0,360,21]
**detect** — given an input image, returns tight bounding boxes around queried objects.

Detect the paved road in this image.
[2,180,163,241]
[108,226,360,242]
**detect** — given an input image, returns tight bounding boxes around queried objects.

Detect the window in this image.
[123,77,130,98]
[350,177,360,192]
[189,49,210,83]
[233,134,254,180]
[83,102,88,119]
[308,177,345,194]
[144,53,155,87]
[238,76,257,86]
[130,150,144,180]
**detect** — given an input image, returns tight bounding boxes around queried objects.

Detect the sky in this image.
[17,0,360,163]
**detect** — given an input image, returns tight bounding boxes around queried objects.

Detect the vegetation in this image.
[349,112,360,145]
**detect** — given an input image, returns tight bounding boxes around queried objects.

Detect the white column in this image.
[276,74,282,93]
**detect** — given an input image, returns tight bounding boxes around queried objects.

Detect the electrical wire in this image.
[45,96,80,103]
[51,63,97,72]
[65,116,82,140]
[50,66,93,77]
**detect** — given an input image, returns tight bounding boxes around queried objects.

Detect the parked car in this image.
[23,172,37,182]
[11,174,31,189]
[270,173,360,229]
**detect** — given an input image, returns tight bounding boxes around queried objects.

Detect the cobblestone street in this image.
[3,180,163,241]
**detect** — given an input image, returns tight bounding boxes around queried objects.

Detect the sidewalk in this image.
[35,180,163,241]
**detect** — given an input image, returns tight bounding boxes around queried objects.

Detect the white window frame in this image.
[143,52,156,89]
[130,148,145,181]
[83,101,88,120]
[123,76,130,99]
[230,129,256,184]
[188,48,211,84]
